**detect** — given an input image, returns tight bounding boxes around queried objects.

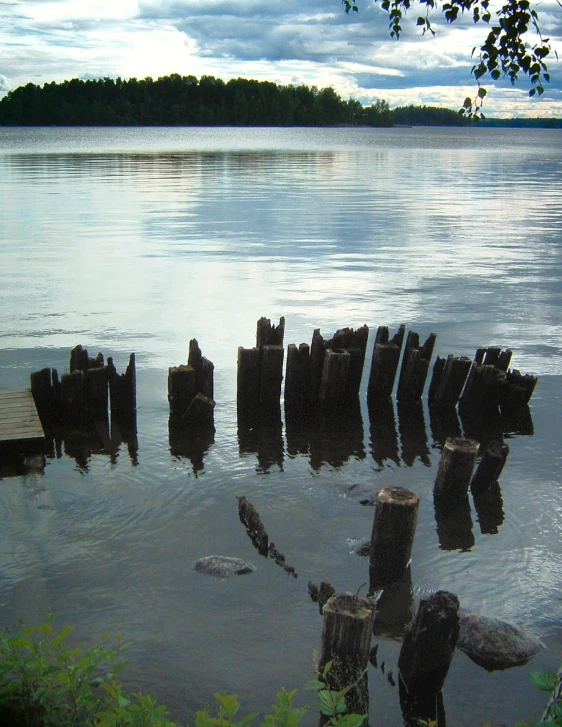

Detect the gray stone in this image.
[458,612,544,671]
[193,555,257,579]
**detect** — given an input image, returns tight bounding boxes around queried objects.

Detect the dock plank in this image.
[0,390,45,446]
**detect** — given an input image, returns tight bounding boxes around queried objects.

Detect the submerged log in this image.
[434,437,479,502]
[319,592,376,716]
[398,590,460,695]
[369,486,420,589]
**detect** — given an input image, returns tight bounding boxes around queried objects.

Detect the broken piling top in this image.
[188,338,214,401]
[256,316,285,348]
[397,330,437,402]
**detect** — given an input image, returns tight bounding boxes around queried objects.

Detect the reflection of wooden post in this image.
[434,437,479,501]
[398,590,460,695]
[470,440,509,496]
[319,593,376,716]
[369,487,420,589]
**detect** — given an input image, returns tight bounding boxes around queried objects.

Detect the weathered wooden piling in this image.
[84,365,109,419]
[260,345,284,406]
[108,353,136,423]
[470,440,509,496]
[237,346,260,409]
[369,487,420,589]
[459,363,505,413]
[398,590,460,695]
[329,326,369,398]
[319,592,376,715]
[188,339,214,401]
[70,344,104,373]
[284,343,310,406]
[397,331,437,402]
[309,329,327,405]
[256,316,285,348]
[367,324,405,403]
[168,365,196,417]
[502,370,538,411]
[319,349,350,408]
[434,437,479,502]
[428,354,472,409]
[30,367,57,427]
[60,370,85,419]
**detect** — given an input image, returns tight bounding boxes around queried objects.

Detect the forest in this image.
[0,74,472,127]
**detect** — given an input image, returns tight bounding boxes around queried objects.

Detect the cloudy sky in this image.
[1,0,561,116]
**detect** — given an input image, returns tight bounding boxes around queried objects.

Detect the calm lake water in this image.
[1,126,562,726]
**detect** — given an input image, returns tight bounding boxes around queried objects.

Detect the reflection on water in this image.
[1,127,562,727]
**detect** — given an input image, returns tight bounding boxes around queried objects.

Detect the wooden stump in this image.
[30,368,56,428]
[470,440,509,496]
[184,392,215,429]
[85,365,109,419]
[502,370,538,410]
[367,325,405,403]
[108,353,136,423]
[369,487,420,589]
[397,332,437,402]
[319,349,350,408]
[188,339,214,401]
[256,316,285,348]
[285,343,310,406]
[429,355,472,409]
[60,370,85,419]
[168,365,196,417]
[309,329,327,405]
[459,364,505,413]
[398,590,460,695]
[237,346,260,410]
[434,437,479,501]
[260,345,284,406]
[319,592,376,716]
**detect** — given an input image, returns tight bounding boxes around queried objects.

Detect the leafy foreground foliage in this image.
[0,616,365,727]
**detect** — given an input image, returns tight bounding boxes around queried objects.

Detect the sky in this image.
[1,0,562,117]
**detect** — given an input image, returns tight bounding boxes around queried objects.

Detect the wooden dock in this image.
[0,390,45,450]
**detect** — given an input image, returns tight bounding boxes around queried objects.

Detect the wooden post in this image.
[328,325,369,398]
[184,392,215,429]
[434,437,479,501]
[495,349,512,371]
[427,355,446,405]
[502,370,538,410]
[429,355,472,409]
[30,368,55,428]
[256,316,285,348]
[260,345,284,406]
[188,339,214,400]
[369,487,420,589]
[84,365,109,419]
[459,364,505,413]
[60,370,85,419]
[237,347,260,410]
[319,592,376,716]
[470,440,509,496]
[168,366,196,416]
[319,349,350,408]
[367,325,405,403]
[398,590,460,695]
[309,329,327,405]
[108,353,136,423]
[285,343,310,406]
[397,332,437,402]
[70,344,89,373]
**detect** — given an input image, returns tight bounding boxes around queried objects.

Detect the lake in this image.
[1,125,561,726]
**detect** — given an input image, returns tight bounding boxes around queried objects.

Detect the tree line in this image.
[0,74,474,127]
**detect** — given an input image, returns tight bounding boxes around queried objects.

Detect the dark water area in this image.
[1,126,562,726]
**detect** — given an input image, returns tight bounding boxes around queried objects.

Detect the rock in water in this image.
[193,555,257,578]
[458,613,544,671]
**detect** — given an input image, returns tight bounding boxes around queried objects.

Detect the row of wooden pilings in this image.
[236,317,538,415]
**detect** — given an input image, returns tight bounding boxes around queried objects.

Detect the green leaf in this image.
[304,679,324,692]
[530,670,558,693]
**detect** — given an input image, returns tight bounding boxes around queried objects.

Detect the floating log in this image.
[319,592,376,716]
[434,437,479,502]
[256,316,285,348]
[260,345,284,406]
[108,353,136,423]
[367,324,405,403]
[188,339,214,400]
[319,349,350,408]
[397,331,437,402]
[237,346,260,409]
[470,440,509,496]
[369,486,420,589]
[285,343,310,406]
[398,590,460,695]
[238,495,269,555]
[428,355,472,409]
